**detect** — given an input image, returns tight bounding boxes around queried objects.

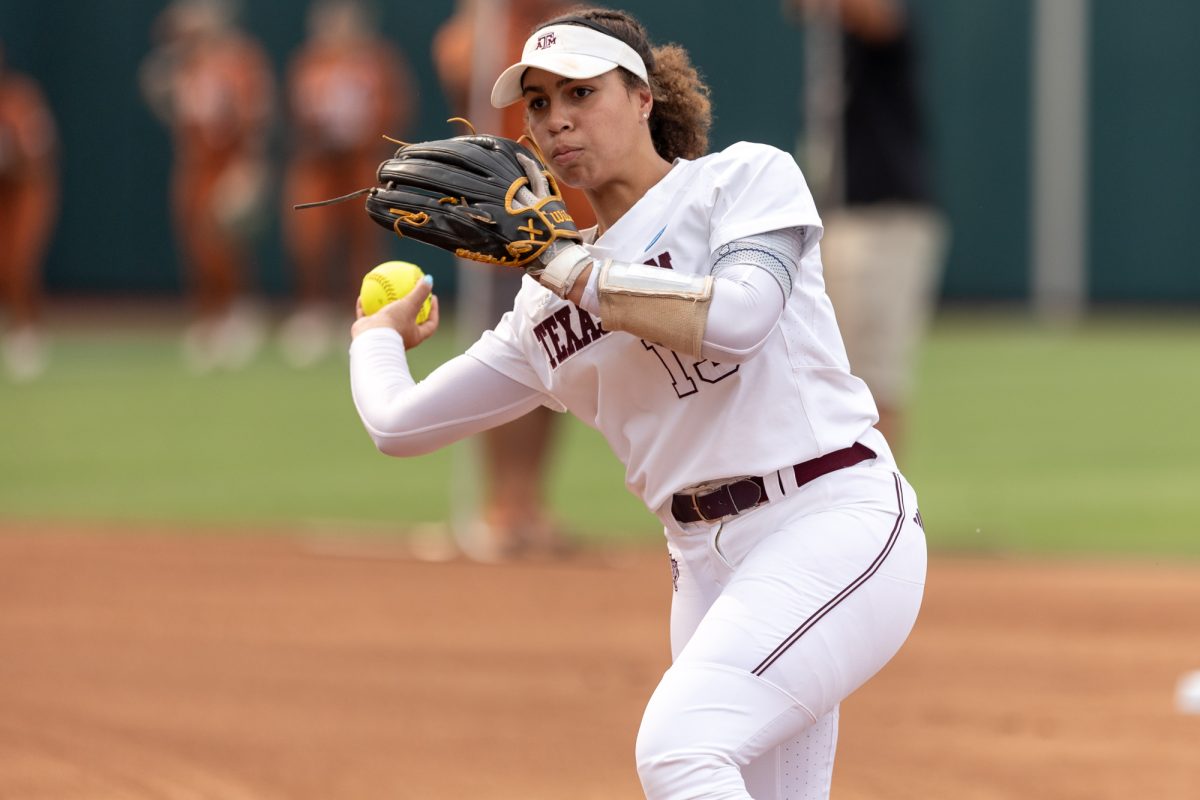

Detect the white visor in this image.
[490,23,649,108]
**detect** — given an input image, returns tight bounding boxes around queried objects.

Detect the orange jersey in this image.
[169,34,273,161]
[287,39,414,156]
[0,73,57,179]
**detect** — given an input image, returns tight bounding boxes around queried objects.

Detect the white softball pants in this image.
[636,463,927,799]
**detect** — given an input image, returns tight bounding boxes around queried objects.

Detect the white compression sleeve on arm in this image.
[350,329,547,456]
[698,265,786,363]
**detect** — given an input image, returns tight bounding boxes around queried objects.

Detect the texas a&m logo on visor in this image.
[535,32,557,50]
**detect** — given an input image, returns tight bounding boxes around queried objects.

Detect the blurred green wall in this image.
[1,1,1196,303]
[1089,1,1200,302]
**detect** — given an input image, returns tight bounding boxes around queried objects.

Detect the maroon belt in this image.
[670,443,876,524]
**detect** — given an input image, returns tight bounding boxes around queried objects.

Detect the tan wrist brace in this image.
[597,261,714,357]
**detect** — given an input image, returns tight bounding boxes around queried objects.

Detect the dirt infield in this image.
[1,529,1198,799]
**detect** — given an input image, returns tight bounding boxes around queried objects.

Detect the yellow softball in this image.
[359,261,432,323]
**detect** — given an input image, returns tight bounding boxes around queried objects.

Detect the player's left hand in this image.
[351,275,440,349]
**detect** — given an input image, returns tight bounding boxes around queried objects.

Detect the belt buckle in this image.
[676,480,723,524]
[685,476,758,523]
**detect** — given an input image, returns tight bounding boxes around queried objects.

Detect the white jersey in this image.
[466,142,880,515]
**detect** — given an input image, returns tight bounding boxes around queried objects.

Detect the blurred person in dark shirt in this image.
[787,0,948,459]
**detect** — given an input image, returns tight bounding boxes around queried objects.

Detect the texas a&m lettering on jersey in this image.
[533,304,609,369]
[530,251,668,371]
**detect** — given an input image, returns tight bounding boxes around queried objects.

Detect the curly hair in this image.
[533,7,712,162]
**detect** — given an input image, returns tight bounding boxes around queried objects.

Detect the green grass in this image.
[905,311,1200,558]
[0,319,650,540]
[2,310,1198,557]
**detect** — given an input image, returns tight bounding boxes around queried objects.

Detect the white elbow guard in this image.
[597,261,714,357]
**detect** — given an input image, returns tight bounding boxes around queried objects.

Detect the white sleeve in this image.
[698,265,786,363]
[350,328,548,457]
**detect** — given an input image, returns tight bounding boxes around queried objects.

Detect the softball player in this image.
[0,41,58,382]
[349,8,926,798]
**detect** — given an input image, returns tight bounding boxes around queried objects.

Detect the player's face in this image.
[521,67,651,190]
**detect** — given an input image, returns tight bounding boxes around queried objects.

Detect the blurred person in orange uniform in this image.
[0,40,59,382]
[785,0,948,459]
[279,0,416,367]
[433,0,597,560]
[140,0,275,373]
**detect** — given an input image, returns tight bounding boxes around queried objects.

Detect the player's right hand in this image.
[351,275,439,350]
